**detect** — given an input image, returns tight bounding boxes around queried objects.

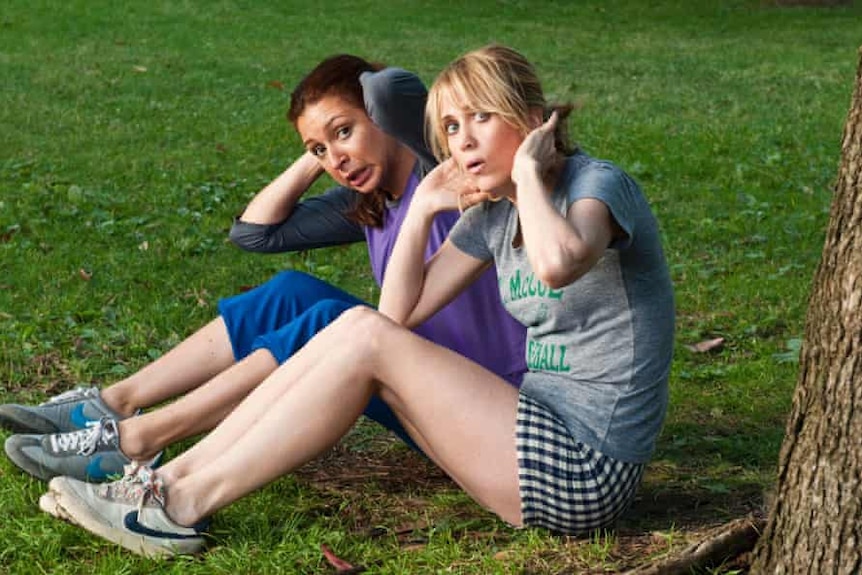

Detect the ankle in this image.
[164,482,202,528]
[117,424,157,462]
[99,388,137,418]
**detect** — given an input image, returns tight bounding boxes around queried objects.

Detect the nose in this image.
[326,145,348,172]
[458,123,476,152]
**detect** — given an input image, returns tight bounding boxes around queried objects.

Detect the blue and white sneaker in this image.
[0,386,125,434]
[47,465,207,557]
[4,418,160,482]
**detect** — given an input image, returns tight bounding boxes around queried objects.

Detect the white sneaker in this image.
[47,465,207,557]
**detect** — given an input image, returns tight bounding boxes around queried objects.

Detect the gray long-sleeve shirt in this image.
[228,67,433,253]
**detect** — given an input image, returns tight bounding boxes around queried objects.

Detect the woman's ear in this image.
[528,107,544,129]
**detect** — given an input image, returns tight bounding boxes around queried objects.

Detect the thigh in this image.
[219,271,367,359]
[355,311,522,524]
[254,299,363,364]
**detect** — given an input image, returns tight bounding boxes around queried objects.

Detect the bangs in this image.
[427,58,527,161]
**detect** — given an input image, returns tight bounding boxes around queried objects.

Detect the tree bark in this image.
[750,47,862,574]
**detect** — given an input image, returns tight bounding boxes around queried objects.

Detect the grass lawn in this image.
[2,1,861,573]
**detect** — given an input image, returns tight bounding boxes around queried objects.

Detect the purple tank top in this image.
[364,172,526,384]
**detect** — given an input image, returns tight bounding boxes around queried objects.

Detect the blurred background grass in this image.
[1,1,861,572]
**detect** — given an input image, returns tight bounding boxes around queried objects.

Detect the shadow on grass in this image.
[285,422,768,572]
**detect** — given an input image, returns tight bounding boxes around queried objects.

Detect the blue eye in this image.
[444,122,459,135]
[474,111,490,122]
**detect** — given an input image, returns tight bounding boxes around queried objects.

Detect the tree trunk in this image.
[750,48,862,574]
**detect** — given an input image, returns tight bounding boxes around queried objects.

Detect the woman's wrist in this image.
[295,151,325,181]
[512,161,544,192]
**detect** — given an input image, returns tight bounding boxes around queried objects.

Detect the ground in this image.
[294,426,764,574]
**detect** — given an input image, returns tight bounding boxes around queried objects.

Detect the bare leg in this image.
[99,318,235,417]
[117,349,279,461]
[160,308,522,527]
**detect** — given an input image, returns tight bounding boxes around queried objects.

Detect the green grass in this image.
[2,0,861,572]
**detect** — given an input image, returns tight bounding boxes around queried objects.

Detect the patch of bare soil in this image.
[294,429,765,574]
[3,352,80,399]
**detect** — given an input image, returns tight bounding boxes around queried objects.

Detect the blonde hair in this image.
[426,44,574,161]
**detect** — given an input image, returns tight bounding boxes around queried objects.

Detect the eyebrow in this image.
[302,114,351,147]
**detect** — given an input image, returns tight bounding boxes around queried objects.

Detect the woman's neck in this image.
[380,145,418,201]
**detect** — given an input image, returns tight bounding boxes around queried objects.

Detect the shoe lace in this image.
[105,463,166,515]
[50,417,118,455]
[40,386,98,406]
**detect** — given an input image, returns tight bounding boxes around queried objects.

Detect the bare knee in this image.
[330,307,402,369]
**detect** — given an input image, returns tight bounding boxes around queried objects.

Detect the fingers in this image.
[458,189,492,213]
[543,110,559,131]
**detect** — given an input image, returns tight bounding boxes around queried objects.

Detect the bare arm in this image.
[512,113,617,288]
[229,153,364,253]
[379,160,490,327]
[239,152,324,224]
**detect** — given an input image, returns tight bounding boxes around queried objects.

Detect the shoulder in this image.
[565,153,627,190]
[558,152,640,204]
[360,67,427,106]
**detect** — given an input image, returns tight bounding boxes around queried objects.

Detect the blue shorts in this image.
[516,394,644,534]
[218,270,417,450]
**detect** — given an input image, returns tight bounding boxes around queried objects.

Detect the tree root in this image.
[621,515,766,575]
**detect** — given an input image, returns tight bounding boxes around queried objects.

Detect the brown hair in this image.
[288,54,388,228]
[426,44,575,161]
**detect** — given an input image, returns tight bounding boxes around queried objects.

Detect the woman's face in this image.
[296,95,401,194]
[438,92,524,199]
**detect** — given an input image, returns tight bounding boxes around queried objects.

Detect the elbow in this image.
[534,264,575,290]
[228,222,245,247]
[531,247,592,290]
[228,222,257,252]
[229,220,280,253]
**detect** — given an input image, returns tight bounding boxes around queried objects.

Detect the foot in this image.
[47,466,207,557]
[0,387,125,434]
[38,491,75,522]
[4,418,161,482]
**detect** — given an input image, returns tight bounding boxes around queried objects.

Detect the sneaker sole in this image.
[49,483,204,558]
[0,407,59,434]
[39,491,77,522]
[4,436,55,482]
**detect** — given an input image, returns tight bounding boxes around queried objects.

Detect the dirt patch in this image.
[293,428,765,573]
[2,352,80,400]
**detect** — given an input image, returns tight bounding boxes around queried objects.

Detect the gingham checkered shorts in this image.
[516,394,645,534]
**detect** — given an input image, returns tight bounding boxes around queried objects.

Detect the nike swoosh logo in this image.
[86,456,110,481]
[70,404,96,429]
[123,511,206,539]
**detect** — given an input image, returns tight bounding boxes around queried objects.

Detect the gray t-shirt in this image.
[449,152,675,463]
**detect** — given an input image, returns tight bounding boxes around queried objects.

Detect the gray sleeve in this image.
[566,161,637,250]
[448,204,493,262]
[229,186,365,253]
[360,68,437,169]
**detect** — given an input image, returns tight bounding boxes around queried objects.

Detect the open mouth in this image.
[465,159,485,174]
[347,166,372,188]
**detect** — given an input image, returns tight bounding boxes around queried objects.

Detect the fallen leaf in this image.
[320,544,365,574]
[267,79,285,90]
[132,65,147,73]
[685,337,724,353]
[78,268,93,281]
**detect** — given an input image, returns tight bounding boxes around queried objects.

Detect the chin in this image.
[483,179,515,200]
[350,179,378,195]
